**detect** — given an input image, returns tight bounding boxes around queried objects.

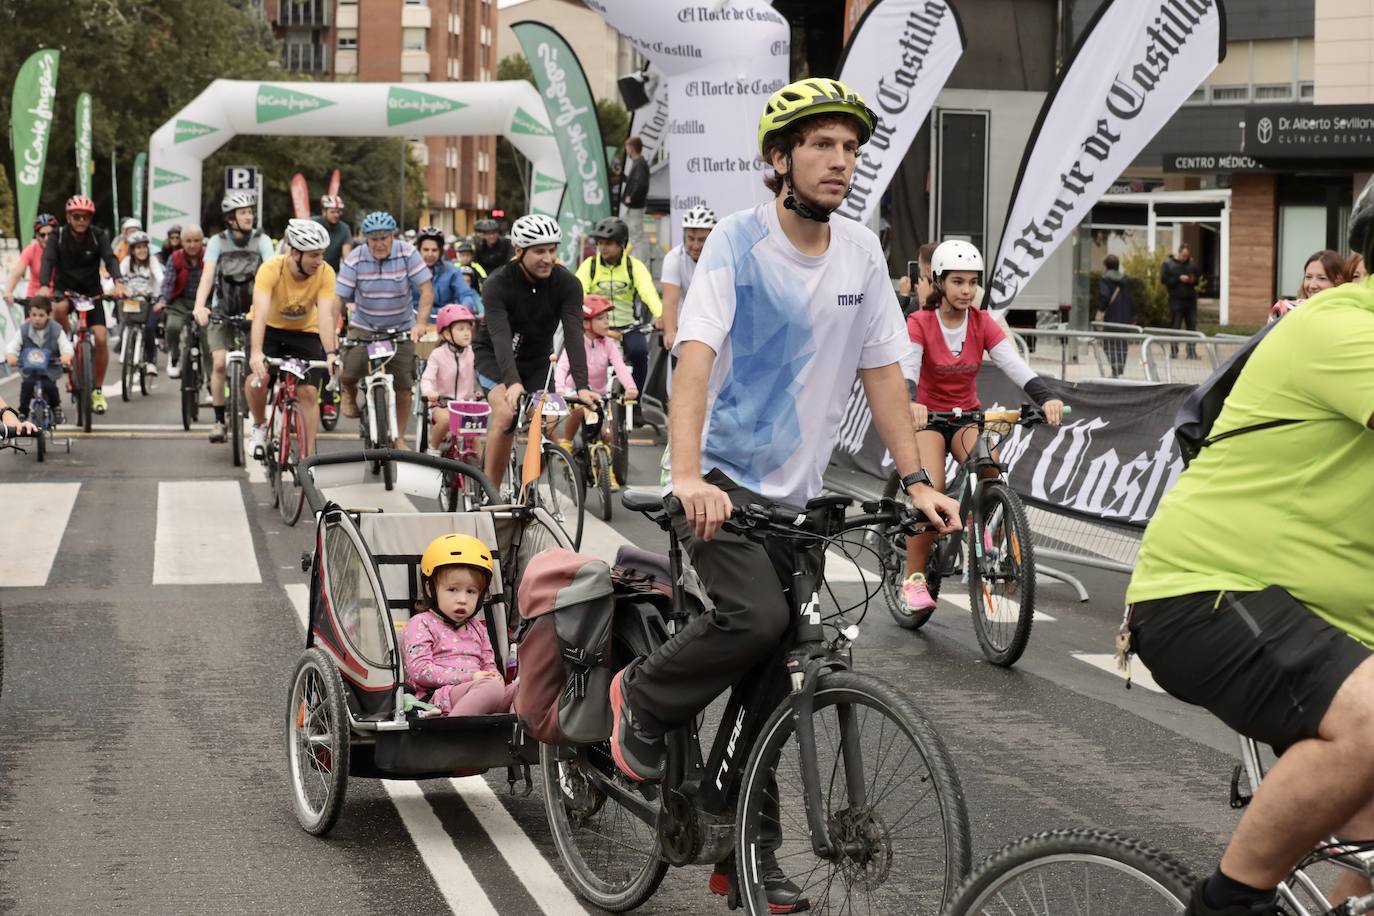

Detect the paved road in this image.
[0,365,1242,915]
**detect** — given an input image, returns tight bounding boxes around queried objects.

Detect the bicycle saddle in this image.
[621,489,664,513]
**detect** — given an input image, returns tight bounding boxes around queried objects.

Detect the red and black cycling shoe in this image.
[608,660,664,782]
[709,859,810,913]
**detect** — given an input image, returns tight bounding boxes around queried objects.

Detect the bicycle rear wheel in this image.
[79,340,94,433]
[180,340,197,431]
[537,442,584,549]
[540,619,667,911]
[968,481,1036,667]
[944,829,1194,915]
[277,403,307,526]
[735,669,972,915]
[229,360,245,467]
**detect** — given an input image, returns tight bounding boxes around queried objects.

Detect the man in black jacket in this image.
[473,218,514,276]
[621,136,650,255]
[1161,243,1200,357]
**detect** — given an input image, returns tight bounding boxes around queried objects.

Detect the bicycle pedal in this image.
[1229,763,1252,809]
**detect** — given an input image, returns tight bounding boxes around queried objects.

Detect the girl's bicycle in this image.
[431,397,490,511]
[876,405,1064,667]
[260,355,330,526]
[117,295,153,402]
[545,491,972,914]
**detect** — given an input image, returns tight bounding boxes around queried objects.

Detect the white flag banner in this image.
[628,63,671,168]
[836,0,965,224]
[583,0,789,245]
[985,0,1226,311]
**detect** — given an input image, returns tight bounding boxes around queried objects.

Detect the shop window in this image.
[1277,205,1326,298]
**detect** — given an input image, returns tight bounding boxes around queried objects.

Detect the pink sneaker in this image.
[901,573,937,613]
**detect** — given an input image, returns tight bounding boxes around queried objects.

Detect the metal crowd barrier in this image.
[1010,327,1246,385]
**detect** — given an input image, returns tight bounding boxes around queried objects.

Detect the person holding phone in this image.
[1161,242,1201,356]
[897,242,938,317]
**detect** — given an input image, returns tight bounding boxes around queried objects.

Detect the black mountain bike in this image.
[179,322,206,432]
[211,314,252,467]
[877,405,1060,667]
[542,492,972,914]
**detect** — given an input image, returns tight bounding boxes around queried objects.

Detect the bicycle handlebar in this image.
[657,494,935,538]
[337,329,411,348]
[925,403,1071,429]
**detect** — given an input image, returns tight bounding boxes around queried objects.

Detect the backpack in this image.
[513,548,616,745]
[1173,320,1298,466]
[214,230,264,316]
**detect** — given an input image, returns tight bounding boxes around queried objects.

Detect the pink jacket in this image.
[557,334,636,396]
[401,610,498,698]
[420,343,477,403]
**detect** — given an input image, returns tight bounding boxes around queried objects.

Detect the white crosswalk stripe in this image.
[0,482,81,587]
[382,781,502,916]
[1072,652,1165,693]
[153,480,261,584]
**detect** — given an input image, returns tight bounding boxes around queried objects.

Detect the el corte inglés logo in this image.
[174,119,217,144]
[511,107,553,137]
[153,166,189,189]
[387,87,467,126]
[256,85,334,123]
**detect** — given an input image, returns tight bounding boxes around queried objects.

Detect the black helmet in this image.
[588,217,629,245]
[474,218,499,233]
[1350,176,1374,267]
[456,237,475,253]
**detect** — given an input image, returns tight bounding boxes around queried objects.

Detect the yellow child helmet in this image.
[757,78,878,156]
[420,533,495,585]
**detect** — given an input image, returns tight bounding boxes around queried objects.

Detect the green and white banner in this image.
[76,92,93,197]
[131,152,146,226]
[511,21,610,254]
[145,79,565,245]
[9,49,60,246]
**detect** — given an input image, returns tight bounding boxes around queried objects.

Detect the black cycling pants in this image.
[623,330,649,393]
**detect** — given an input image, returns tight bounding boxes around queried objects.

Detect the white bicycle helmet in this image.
[510,213,562,248]
[284,218,331,252]
[222,190,256,213]
[930,239,984,276]
[682,205,717,229]
[121,217,143,232]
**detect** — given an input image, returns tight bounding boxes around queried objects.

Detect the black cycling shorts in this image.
[1129,586,1370,753]
[262,327,328,388]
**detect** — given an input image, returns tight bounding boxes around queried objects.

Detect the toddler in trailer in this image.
[402,533,516,716]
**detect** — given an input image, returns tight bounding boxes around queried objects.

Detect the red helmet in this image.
[436,304,477,333]
[1268,299,1299,323]
[65,195,95,215]
[582,295,613,321]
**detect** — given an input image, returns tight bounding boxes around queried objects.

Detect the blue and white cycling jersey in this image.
[673,200,908,508]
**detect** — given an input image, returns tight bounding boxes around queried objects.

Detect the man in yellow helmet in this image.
[606,77,961,911]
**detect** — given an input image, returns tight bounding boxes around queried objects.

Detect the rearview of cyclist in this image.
[606,77,961,911]
[898,239,1064,614]
[471,214,595,489]
[37,195,126,414]
[1124,177,1374,916]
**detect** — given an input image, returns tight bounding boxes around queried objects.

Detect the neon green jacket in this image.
[574,252,662,327]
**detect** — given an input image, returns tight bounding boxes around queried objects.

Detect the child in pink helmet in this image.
[421,304,479,454]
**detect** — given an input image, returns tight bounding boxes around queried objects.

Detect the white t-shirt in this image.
[674,201,909,508]
[661,244,697,296]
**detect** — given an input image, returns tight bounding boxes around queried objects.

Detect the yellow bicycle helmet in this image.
[757,78,878,155]
[420,533,495,583]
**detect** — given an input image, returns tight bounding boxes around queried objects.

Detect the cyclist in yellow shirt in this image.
[575,216,662,392]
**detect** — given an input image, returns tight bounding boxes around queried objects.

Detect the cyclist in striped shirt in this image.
[336,211,434,442]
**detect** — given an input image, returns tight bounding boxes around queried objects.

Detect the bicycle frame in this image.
[343,333,407,448]
[928,422,1007,578]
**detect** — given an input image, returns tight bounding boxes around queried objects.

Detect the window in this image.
[338,33,357,50]
[1183,86,1206,106]
[323,525,390,669]
[1211,85,1250,102]
[935,110,988,256]
[1254,83,1294,102]
[403,27,427,51]
[1300,82,1315,100]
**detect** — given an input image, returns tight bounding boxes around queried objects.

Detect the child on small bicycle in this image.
[556,295,637,451]
[4,296,72,423]
[420,304,480,456]
[901,240,1064,614]
[402,534,515,717]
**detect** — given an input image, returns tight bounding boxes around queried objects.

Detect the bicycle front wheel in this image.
[371,385,395,491]
[594,446,613,521]
[609,398,629,488]
[121,333,137,402]
[229,360,245,467]
[79,341,94,433]
[180,341,197,431]
[944,829,1194,915]
[537,442,584,549]
[277,403,307,526]
[736,669,972,915]
[968,481,1036,667]
[879,472,939,629]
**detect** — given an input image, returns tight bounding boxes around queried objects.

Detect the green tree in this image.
[597,98,630,150]
[0,164,16,238]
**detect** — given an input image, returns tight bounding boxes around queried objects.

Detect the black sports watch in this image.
[900,469,933,491]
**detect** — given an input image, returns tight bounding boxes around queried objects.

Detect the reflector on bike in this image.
[280,357,309,380]
[366,339,396,361]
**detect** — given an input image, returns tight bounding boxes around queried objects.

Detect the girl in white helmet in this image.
[899,239,1065,615]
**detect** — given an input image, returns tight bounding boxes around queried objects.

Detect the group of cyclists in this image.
[7,70,1369,916]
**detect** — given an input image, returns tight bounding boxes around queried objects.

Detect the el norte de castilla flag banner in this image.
[985,0,1226,311]
[836,0,965,225]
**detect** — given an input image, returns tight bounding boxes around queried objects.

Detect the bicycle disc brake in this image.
[828,804,894,891]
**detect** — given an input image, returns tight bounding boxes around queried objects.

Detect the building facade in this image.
[264,0,498,232]
[495,0,638,102]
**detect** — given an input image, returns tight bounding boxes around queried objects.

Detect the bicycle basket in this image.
[449,401,491,437]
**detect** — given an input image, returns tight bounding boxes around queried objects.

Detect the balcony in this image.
[274,0,329,27]
[282,42,329,73]
[402,4,432,28]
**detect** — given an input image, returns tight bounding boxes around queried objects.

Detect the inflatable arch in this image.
[145,79,565,245]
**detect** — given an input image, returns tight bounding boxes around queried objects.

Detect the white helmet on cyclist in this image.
[121,217,143,232]
[930,240,984,277]
[284,218,330,252]
[222,191,256,213]
[510,214,562,249]
[682,205,717,230]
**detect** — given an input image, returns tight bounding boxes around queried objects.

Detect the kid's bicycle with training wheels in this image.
[15,353,69,463]
[876,404,1067,667]
[543,491,972,914]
